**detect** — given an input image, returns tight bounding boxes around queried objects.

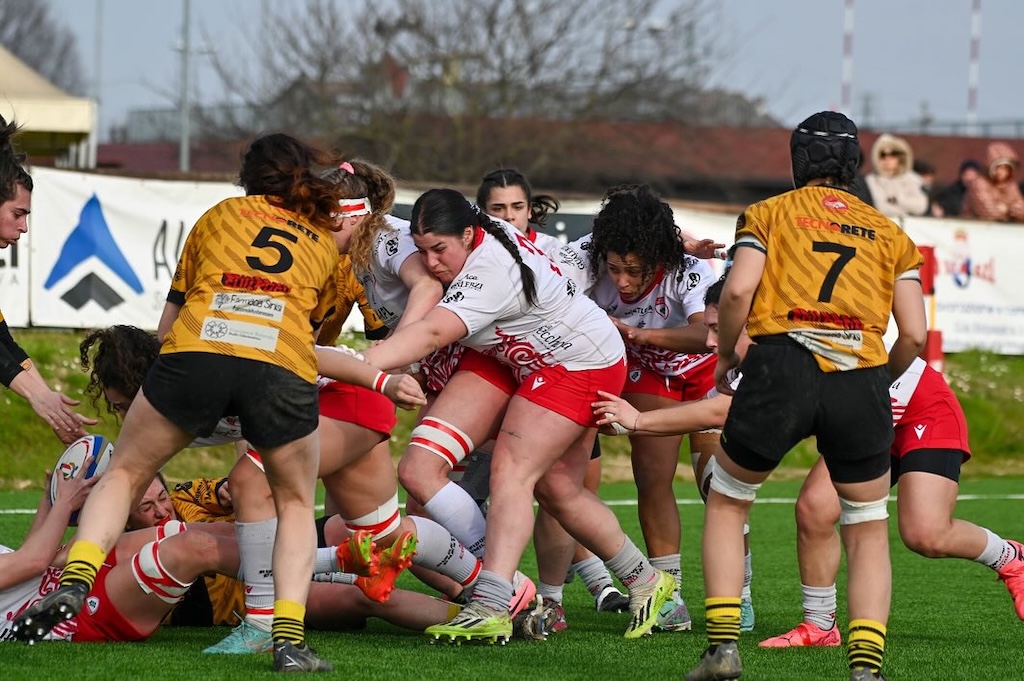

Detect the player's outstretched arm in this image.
[0,463,96,589]
[593,390,731,436]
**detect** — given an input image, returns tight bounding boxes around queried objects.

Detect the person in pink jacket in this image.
[962,141,1024,222]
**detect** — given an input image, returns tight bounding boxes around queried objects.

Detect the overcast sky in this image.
[48,0,1024,140]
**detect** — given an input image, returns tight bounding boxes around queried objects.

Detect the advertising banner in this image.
[14,169,1024,354]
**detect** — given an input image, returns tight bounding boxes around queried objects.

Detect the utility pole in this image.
[178,0,192,173]
[966,0,982,134]
[840,0,854,113]
[87,0,103,168]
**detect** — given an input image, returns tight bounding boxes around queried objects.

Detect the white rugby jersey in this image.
[555,234,716,377]
[889,355,926,424]
[0,550,73,641]
[189,416,243,448]
[524,228,563,259]
[356,215,417,330]
[438,224,624,376]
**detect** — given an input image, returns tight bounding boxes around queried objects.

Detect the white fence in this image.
[1,168,1020,354]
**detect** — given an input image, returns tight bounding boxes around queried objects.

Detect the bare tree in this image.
[0,0,85,95]
[206,0,734,190]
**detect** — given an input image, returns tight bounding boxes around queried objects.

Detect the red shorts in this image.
[624,356,716,402]
[892,367,971,461]
[517,359,627,427]
[422,345,517,396]
[72,550,150,643]
[318,380,396,438]
[459,350,517,395]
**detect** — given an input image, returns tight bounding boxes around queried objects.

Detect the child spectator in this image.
[962,142,1024,222]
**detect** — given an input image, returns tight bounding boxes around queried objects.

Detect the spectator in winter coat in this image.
[865,133,929,219]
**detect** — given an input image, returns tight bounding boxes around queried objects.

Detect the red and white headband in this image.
[338,197,373,216]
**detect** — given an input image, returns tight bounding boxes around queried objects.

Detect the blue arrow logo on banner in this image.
[44,193,143,293]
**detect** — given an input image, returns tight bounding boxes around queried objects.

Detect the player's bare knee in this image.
[795,490,838,534]
[838,496,889,525]
[899,522,947,558]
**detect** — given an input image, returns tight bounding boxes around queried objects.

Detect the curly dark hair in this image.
[79,325,160,415]
[588,184,685,281]
[0,114,33,204]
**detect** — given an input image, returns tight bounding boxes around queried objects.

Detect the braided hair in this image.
[475,168,560,229]
[410,188,538,307]
[79,325,160,415]
[0,115,33,204]
[238,133,344,233]
[589,184,685,282]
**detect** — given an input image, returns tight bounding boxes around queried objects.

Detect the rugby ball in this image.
[49,435,114,523]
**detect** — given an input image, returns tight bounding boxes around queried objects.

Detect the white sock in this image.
[537,581,564,603]
[423,481,487,558]
[235,518,277,628]
[801,583,837,630]
[650,553,682,596]
[605,537,657,590]
[313,546,341,574]
[409,515,482,586]
[976,528,1015,570]
[572,555,615,597]
[741,550,753,601]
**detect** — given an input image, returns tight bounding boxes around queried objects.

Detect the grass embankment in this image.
[3,328,1024,490]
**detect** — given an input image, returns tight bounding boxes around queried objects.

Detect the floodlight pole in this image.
[179,0,192,172]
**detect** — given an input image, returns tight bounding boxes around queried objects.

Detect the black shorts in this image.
[891,448,963,485]
[143,352,319,450]
[721,336,892,484]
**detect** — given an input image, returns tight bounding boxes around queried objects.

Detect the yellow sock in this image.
[61,541,107,589]
[705,597,741,646]
[272,599,306,645]
[848,618,887,672]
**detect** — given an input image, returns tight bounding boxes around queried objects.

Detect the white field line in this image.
[3,493,1024,515]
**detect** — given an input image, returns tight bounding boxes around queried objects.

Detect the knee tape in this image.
[409,417,474,468]
[691,452,715,501]
[156,519,186,540]
[131,538,194,604]
[244,448,266,473]
[344,493,401,539]
[838,496,889,525]
[708,458,761,502]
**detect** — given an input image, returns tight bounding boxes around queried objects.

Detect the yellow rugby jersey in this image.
[162,195,338,383]
[317,254,386,346]
[736,185,923,371]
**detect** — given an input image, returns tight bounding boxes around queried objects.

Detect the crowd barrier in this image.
[0,168,1019,355]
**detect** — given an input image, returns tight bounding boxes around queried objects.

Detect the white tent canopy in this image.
[0,43,95,164]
